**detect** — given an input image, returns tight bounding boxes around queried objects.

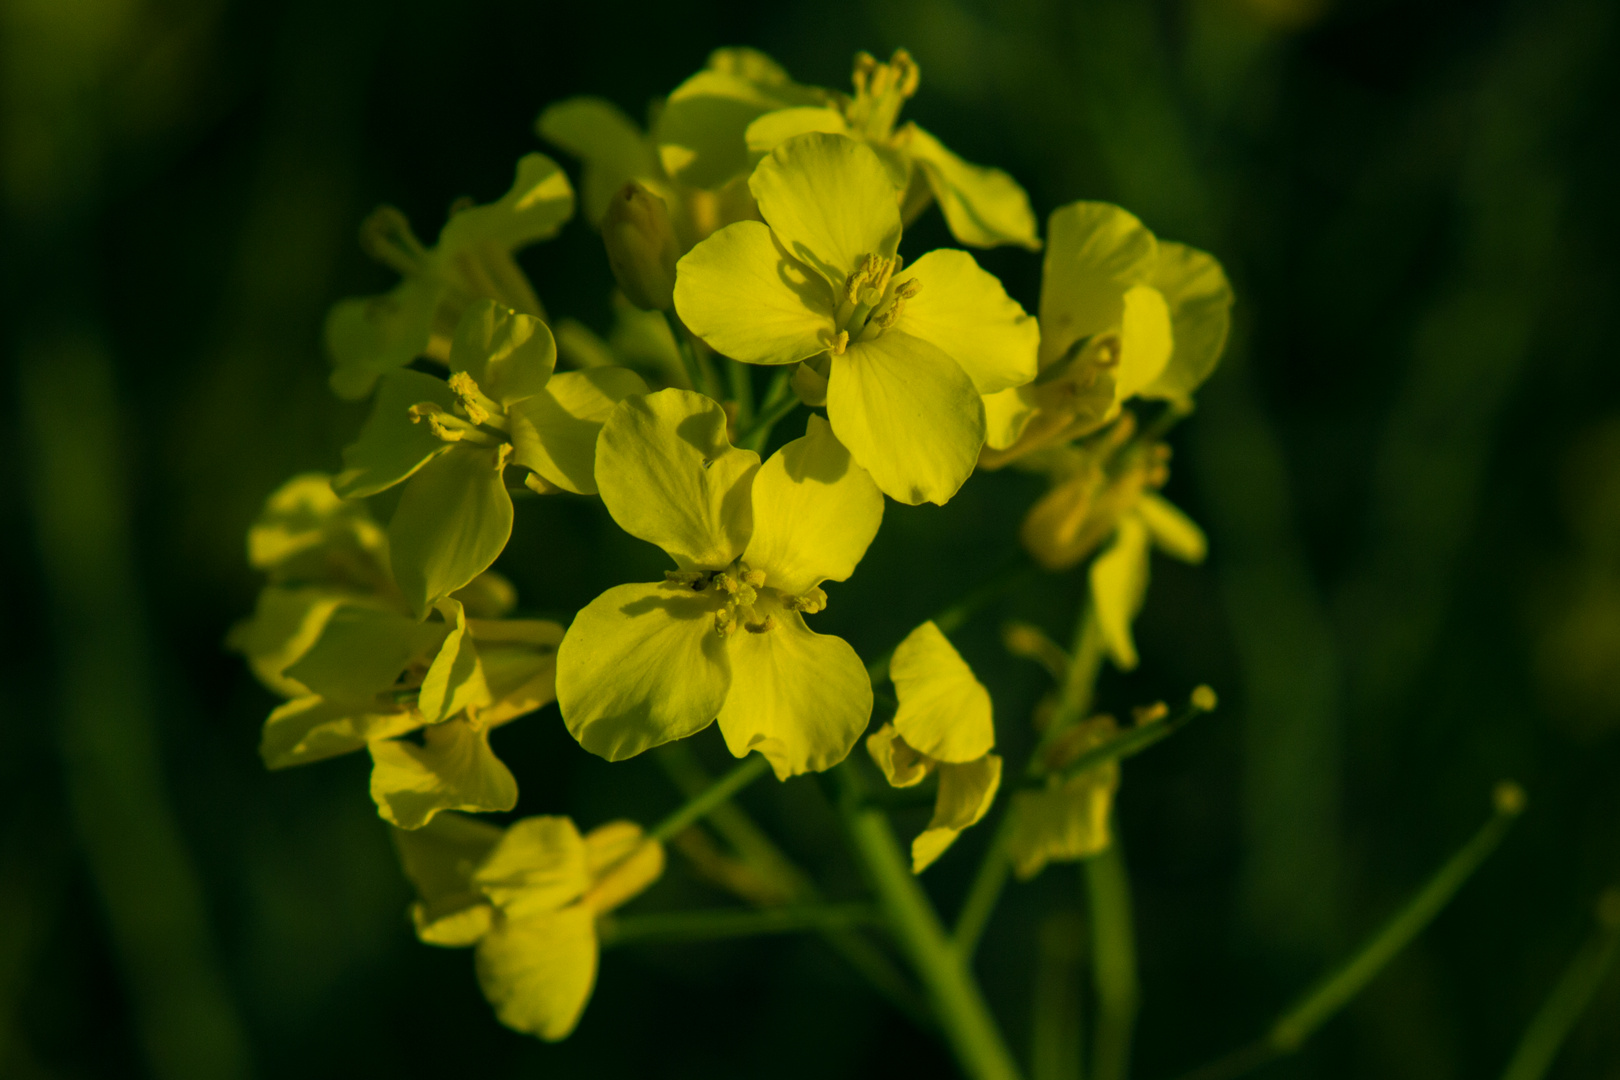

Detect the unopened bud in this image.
[603,182,679,311]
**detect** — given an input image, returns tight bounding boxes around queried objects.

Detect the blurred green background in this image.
[5,0,1620,1076]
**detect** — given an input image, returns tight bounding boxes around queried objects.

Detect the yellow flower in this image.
[394,813,664,1041]
[229,475,564,829]
[867,621,1003,872]
[1006,715,1122,879]
[539,48,819,250]
[746,49,1040,251]
[556,389,884,778]
[981,201,1233,467]
[326,154,574,400]
[675,132,1038,505]
[1089,492,1207,671]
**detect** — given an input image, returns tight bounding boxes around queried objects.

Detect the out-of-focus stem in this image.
[648,754,770,843]
[600,903,881,946]
[1085,844,1139,1080]
[726,357,755,429]
[1032,913,1087,1080]
[1498,888,1620,1080]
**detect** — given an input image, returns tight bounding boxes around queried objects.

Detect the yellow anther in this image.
[742,569,766,589]
[744,615,776,634]
[408,402,465,442]
[715,609,735,637]
[894,278,920,301]
[1132,702,1169,726]
[447,370,491,426]
[828,329,849,355]
[782,587,827,614]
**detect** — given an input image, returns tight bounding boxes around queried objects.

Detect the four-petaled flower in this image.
[675,132,1038,505]
[556,388,884,778]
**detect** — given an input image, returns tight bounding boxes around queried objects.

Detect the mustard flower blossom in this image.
[866,621,1003,872]
[675,132,1038,505]
[745,49,1040,251]
[326,154,574,400]
[335,300,646,612]
[556,389,884,778]
[394,813,664,1041]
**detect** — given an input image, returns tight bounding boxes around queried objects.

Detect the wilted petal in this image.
[912,753,1003,873]
[865,723,932,788]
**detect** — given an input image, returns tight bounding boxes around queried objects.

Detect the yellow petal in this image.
[475,905,598,1042]
[749,133,901,288]
[537,97,660,225]
[716,605,871,779]
[1089,515,1152,671]
[889,621,995,763]
[325,275,443,400]
[555,581,731,761]
[418,598,491,724]
[282,603,445,702]
[387,445,515,615]
[581,823,665,914]
[509,367,650,495]
[594,389,759,570]
[228,586,345,697]
[391,812,504,946]
[1139,240,1233,406]
[981,386,1035,452]
[437,152,575,254]
[745,106,849,154]
[865,723,933,788]
[448,299,556,407]
[900,124,1040,251]
[1113,285,1173,402]
[673,220,836,367]
[468,619,563,726]
[369,717,519,830]
[899,248,1039,394]
[1039,202,1158,371]
[474,815,591,916]
[260,694,419,770]
[334,369,460,498]
[1006,763,1120,880]
[1136,494,1207,563]
[826,332,984,506]
[741,414,884,596]
[912,753,1003,873]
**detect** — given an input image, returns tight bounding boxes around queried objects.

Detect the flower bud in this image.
[602,182,679,311]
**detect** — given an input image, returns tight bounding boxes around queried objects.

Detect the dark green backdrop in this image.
[4,0,1619,1076]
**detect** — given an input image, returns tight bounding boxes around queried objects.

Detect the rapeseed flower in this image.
[394,813,664,1040]
[326,154,574,400]
[336,300,646,612]
[675,132,1038,505]
[1006,714,1122,879]
[556,389,884,778]
[746,49,1039,251]
[867,621,1003,872]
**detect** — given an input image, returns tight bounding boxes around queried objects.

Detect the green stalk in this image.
[840,783,1025,1080]
[600,903,880,946]
[737,380,802,451]
[653,743,930,1026]
[647,755,770,843]
[1085,844,1139,1080]
[1033,689,1219,789]
[1032,913,1087,1080]
[952,819,1013,959]
[1499,888,1620,1080]
[1173,783,1527,1080]
[727,357,755,429]
[663,309,721,400]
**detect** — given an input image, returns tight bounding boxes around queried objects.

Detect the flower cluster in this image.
[235,45,1231,1046]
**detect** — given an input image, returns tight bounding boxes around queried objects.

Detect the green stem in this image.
[600,903,881,947]
[1030,689,1218,789]
[839,770,1025,1080]
[663,309,721,400]
[1032,913,1087,1080]
[653,743,931,1027]
[1499,888,1620,1080]
[737,376,801,451]
[648,754,770,843]
[1172,783,1528,1080]
[1031,600,1106,770]
[953,817,1013,959]
[1085,844,1139,1080]
[727,357,755,429]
